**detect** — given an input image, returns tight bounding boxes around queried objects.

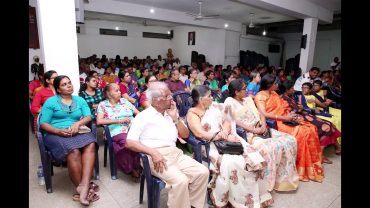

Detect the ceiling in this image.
[84,11,181,27]
[111,0,297,25]
[85,0,341,28]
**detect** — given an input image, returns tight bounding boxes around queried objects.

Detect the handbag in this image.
[214,140,244,155]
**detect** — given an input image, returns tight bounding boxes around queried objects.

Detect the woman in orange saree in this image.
[254,74,324,182]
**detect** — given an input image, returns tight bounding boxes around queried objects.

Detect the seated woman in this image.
[255,74,324,182]
[280,80,341,163]
[246,70,261,98]
[118,71,140,108]
[203,70,220,92]
[96,83,141,181]
[184,69,201,91]
[29,70,44,100]
[221,71,235,93]
[301,82,341,132]
[224,79,299,192]
[187,85,273,208]
[89,70,107,89]
[79,76,104,120]
[139,75,157,110]
[102,66,117,84]
[137,68,149,90]
[39,75,98,205]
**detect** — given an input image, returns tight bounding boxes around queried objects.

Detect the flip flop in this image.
[89,181,100,192]
[87,190,100,203]
[72,193,80,201]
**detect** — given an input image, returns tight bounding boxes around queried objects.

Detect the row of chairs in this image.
[35,91,277,207]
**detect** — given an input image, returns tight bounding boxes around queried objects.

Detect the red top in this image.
[97,77,107,89]
[29,80,42,93]
[139,91,147,107]
[119,83,128,95]
[31,88,55,115]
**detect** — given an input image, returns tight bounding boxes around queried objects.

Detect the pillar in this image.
[299,18,318,74]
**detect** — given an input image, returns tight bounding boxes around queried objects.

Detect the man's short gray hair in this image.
[146,81,169,104]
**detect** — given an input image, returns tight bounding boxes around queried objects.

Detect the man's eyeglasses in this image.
[156,95,173,101]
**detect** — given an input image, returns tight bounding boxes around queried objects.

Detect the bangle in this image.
[173,118,179,125]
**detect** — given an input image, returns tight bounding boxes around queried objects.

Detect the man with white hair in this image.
[126,82,209,208]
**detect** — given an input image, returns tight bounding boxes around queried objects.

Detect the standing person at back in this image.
[293,67,321,92]
[330,57,341,71]
[125,82,209,208]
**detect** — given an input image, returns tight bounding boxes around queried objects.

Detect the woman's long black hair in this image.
[190,85,210,107]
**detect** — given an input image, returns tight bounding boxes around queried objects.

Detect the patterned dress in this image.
[224,97,299,192]
[189,103,273,208]
[79,88,104,119]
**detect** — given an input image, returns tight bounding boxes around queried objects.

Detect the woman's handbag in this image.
[214,140,244,155]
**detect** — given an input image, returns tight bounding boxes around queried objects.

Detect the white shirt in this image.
[95,67,105,76]
[293,72,320,91]
[127,106,179,148]
[179,74,188,83]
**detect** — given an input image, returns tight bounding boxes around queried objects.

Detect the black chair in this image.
[172,91,192,118]
[36,114,100,193]
[102,125,118,180]
[139,153,166,208]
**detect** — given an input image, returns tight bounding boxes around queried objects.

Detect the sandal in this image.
[72,193,80,201]
[87,189,100,203]
[89,181,100,192]
[322,157,333,164]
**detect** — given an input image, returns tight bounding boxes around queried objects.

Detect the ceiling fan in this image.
[186,1,220,21]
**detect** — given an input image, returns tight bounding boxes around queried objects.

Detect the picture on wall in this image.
[188,31,195,45]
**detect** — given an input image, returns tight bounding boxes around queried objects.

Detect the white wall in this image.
[77,20,172,59]
[240,35,283,67]
[171,26,226,66]
[282,30,341,70]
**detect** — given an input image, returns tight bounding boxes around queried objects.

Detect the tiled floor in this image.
[29,125,341,208]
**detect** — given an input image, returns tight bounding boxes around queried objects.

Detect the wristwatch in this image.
[173,117,180,124]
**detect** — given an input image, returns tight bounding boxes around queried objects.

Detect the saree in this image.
[224,97,299,192]
[255,91,324,182]
[282,95,341,147]
[189,104,273,208]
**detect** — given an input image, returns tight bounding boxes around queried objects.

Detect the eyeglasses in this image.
[156,95,173,100]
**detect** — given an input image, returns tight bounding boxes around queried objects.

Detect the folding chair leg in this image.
[108,144,117,180]
[139,174,145,204]
[44,156,53,193]
[94,147,100,180]
[104,140,107,167]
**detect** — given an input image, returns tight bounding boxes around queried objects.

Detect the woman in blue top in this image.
[246,70,261,97]
[40,75,98,206]
[96,83,141,181]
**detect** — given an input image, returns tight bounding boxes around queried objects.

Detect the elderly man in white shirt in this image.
[126,82,209,208]
[293,67,321,92]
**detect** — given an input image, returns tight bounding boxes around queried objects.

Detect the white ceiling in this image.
[84,11,181,27]
[85,0,340,27]
[110,0,296,25]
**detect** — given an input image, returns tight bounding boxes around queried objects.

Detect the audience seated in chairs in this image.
[29,69,44,100]
[96,83,141,182]
[186,85,274,208]
[89,70,107,89]
[165,69,187,93]
[79,76,104,120]
[179,66,188,83]
[246,70,261,98]
[125,81,209,208]
[31,70,58,134]
[118,71,140,108]
[184,69,201,92]
[301,82,341,133]
[280,80,341,164]
[138,68,150,89]
[101,66,118,84]
[255,74,324,182]
[39,75,99,206]
[139,75,157,110]
[223,79,299,192]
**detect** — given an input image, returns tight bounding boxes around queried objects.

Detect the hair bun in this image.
[188,97,194,106]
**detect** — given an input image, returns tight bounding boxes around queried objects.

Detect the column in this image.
[36,0,80,95]
[299,18,318,74]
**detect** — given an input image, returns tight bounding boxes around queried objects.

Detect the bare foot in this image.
[77,184,90,206]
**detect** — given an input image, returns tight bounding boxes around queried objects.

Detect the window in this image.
[142,32,171,39]
[99,28,127,36]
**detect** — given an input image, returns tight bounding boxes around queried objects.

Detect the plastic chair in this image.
[172,91,192,118]
[36,114,100,193]
[139,153,166,208]
[102,124,118,180]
